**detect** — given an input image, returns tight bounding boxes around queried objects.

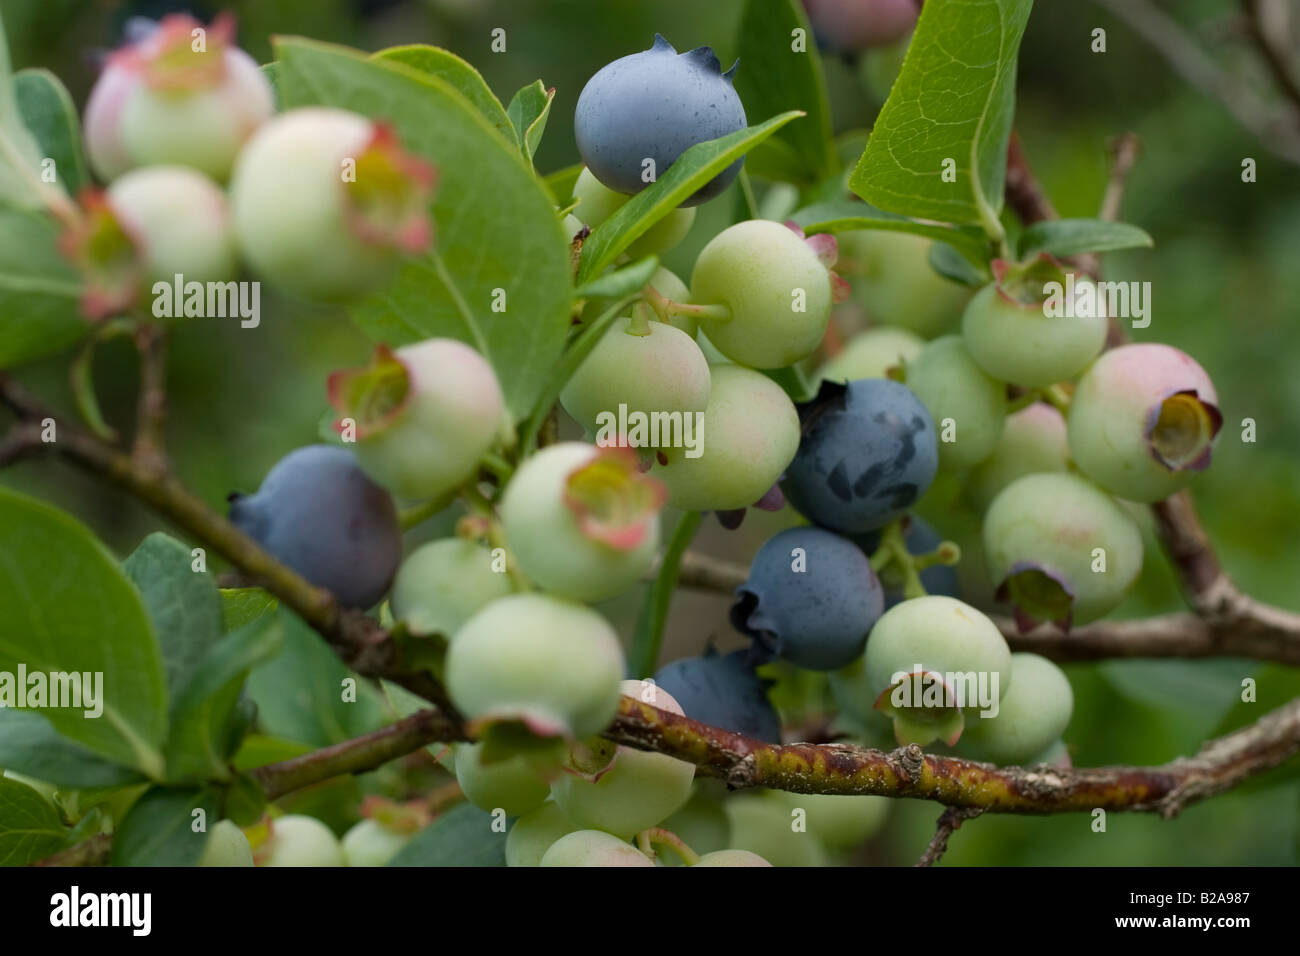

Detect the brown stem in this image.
[32,834,113,868]
[1240,0,1300,116]
[915,806,982,867]
[132,323,169,475]
[1099,132,1143,222]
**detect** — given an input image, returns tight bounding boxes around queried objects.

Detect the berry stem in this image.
[874,519,929,600]
[1043,383,1072,415]
[399,489,458,531]
[625,301,653,336]
[642,283,732,325]
[637,827,700,865]
[913,540,962,571]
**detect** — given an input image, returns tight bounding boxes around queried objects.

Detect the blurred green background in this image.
[2,0,1298,865]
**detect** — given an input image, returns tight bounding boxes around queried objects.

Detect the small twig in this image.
[1092,0,1300,164]
[1099,132,1143,222]
[132,323,169,474]
[0,422,46,467]
[32,834,113,868]
[915,806,982,867]
[1240,0,1300,115]
[1004,132,1059,226]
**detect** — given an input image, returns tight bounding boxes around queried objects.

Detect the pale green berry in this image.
[506,802,581,867]
[815,325,924,385]
[390,538,514,638]
[904,334,1007,469]
[539,829,655,867]
[724,793,829,867]
[330,339,506,501]
[572,166,696,260]
[841,231,969,337]
[692,849,772,866]
[651,364,800,511]
[501,442,662,602]
[691,220,834,368]
[959,653,1074,765]
[766,790,890,850]
[551,681,695,838]
[967,403,1069,512]
[862,596,1011,747]
[257,815,343,867]
[962,258,1108,387]
[230,107,434,302]
[340,819,413,867]
[198,819,254,867]
[446,593,625,741]
[455,741,553,817]
[560,316,711,437]
[983,473,1143,629]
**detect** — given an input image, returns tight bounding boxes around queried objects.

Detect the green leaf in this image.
[1016,218,1154,259]
[519,293,639,452]
[220,588,279,632]
[0,11,58,213]
[0,775,66,866]
[278,38,573,420]
[387,803,506,866]
[374,45,516,147]
[542,162,583,205]
[0,488,167,778]
[506,80,554,165]
[578,111,805,283]
[791,199,991,266]
[164,614,285,783]
[627,511,702,679]
[124,533,224,695]
[13,68,87,196]
[849,0,1034,235]
[929,241,990,287]
[231,734,314,771]
[0,203,87,368]
[110,786,219,866]
[733,0,835,183]
[0,710,145,788]
[245,608,388,748]
[573,255,658,300]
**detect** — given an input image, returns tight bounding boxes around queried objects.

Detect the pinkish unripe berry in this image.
[84,14,273,183]
[229,108,435,302]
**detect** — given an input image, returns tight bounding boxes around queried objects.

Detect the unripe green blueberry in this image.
[1067,344,1222,503]
[84,14,273,182]
[962,258,1108,387]
[580,267,696,336]
[841,231,969,337]
[62,167,236,319]
[958,653,1074,765]
[690,220,836,368]
[256,815,343,867]
[446,593,625,741]
[967,403,1069,512]
[904,334,1007,469]
[572,167,696,260]
[455,741,552,817]
[390,538,513,638]
[692,849,772,866]
[230,107,434,301]
[340,818,414,867]
[330,339,505,501]
[501,442,663,601]
[814,325,924,385]
[724,793,830,867]
[551,681,695,839]
[862,596,1011,747]
[197,819,254,867]
[539,829,655,867]
[506,802,581,867]
[983,473,1143,630]
[560,316,711,437]
[651,365,800,511]
[1027,738,1072,768]
[766,790,890,850]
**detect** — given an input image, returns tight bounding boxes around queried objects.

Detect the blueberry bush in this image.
[1,0,1298,869]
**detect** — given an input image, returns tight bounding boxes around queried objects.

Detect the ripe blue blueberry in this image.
[574,35,746,205]
[732,526,884,671]
[228,445,402,610]
[654,649,781,742]
[782,378,939,534]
